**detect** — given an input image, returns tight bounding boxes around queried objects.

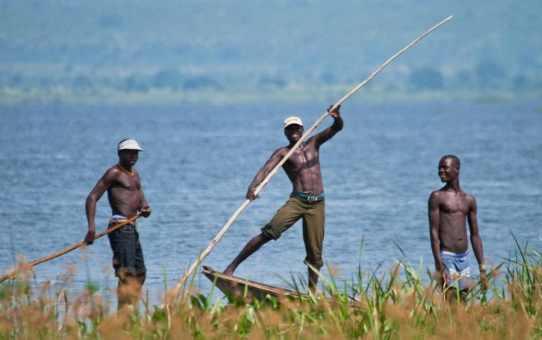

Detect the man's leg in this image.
[302,200,325,293]
[112,224,147,309]
[117,272,145,309]
[223,233,271,276]
[308,266,319,293]
[137,272,146,287]
[224,197,303,276]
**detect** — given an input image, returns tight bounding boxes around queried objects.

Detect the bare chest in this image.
[112,175,140,192]
[439,194,469,214]
[284,147,319,171]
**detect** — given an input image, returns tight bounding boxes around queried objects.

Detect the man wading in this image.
[224,105,343,292]
[84,139,151,307]
[428,155,488,299]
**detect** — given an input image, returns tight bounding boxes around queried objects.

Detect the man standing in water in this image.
[428,155,487,298]
[84,138,151,307]
[224,105,343,293]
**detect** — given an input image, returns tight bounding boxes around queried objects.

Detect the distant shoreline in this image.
[1,87,540,106]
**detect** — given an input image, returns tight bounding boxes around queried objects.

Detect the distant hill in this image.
[0,0,540,104]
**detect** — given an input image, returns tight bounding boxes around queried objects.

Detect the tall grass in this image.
[1,240,541,339]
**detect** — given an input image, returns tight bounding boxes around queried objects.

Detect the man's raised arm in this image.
[314,104,343,146]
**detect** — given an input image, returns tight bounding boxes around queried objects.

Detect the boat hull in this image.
[202,266,301,300]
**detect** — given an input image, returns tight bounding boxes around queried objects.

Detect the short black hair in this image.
[441,154,460,168]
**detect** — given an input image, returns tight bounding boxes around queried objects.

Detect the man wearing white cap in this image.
[84,138,151,308]
[224,105,343,293]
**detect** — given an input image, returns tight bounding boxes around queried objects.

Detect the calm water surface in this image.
[0,101,541,302]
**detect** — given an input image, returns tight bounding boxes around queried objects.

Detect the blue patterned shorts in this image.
[440,250,471,291]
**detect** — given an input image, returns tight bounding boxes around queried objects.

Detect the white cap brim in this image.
[118,139,143,151]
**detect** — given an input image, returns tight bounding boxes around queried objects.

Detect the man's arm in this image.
[428,192,445,285]
[84,168,117,244]
[467,196,487,288]
[313,104,343,146]
[246,148,286,200]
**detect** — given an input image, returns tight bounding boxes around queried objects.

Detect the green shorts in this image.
[261,195,325,268]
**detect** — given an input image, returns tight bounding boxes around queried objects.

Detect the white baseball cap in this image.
[117,139,143,151]
[284,116,303,128]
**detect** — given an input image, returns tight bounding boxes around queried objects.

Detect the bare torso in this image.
[431,189,474,253]
[282,140,324,194]
[107,166,144,217]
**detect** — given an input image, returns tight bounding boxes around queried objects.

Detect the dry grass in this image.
[1,240,541,339]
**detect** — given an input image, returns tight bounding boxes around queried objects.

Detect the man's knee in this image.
[304,258,323,270]
[118,273,145,305]
[119,272,145,289]
[260,224,281,241]
[259,233,272,243]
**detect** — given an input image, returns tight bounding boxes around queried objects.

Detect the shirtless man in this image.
[84,138,151,307]
[224,105,343,293]
[428,155,487,298]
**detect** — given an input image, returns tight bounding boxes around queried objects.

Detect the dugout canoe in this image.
[202,266,304,300]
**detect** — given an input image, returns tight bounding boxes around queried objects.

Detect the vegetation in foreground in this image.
[1,238,541,339]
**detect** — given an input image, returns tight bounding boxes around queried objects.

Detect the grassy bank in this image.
[1,240,541,339]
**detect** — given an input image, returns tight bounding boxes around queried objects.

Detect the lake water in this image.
[0,101,541,303]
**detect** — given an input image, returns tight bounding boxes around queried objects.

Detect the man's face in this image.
[119,149,139,167]
[284,124,303,143]
[438,157,458,182]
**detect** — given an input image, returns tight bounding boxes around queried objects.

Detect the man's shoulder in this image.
[461,190,476,203]
[274,146,290,156]
[429,189,445,198]
[103,165,122,178]
[107,164,121,173]
[428,190,442,206]
[461,189,474,197]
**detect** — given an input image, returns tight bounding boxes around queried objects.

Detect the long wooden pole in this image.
[0,214,142,283]
[171,15,453,297]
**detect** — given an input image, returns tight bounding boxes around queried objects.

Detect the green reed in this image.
[1,238,541,339]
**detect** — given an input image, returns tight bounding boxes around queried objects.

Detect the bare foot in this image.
[223,266,235,276]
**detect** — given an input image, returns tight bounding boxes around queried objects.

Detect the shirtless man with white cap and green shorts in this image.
[84,138,151,307]
[224,105,343,292]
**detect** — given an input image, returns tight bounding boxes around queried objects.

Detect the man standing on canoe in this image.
[84,138,151,307]
[428,155,487,299]
[224,105,343,293]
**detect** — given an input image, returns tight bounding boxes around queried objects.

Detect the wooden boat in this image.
[202,266,304,301]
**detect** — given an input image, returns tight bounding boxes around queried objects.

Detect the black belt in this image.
[291,191,325,202]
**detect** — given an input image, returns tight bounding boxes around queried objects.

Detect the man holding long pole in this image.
[85,138,151,308]
[172,16,452,298]
[223,105,342,292]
